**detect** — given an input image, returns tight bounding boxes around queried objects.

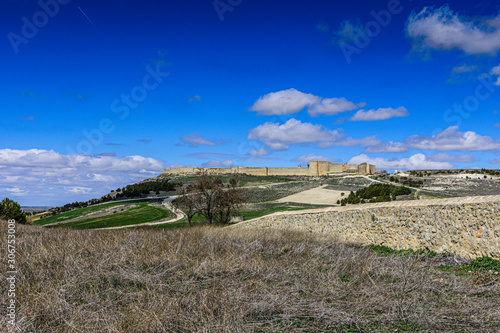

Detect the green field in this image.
[36,200,171,229]
[52,202,170,229]
[36,200,149,226]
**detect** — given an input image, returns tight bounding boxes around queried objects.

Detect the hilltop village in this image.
[163,161,376,176]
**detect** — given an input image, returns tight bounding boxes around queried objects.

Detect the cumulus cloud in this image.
[349,154,453,170]
[0,149,165,205]
[349,107,409,121]
[181,134,216,147]
[201,160,235,167]
[406,126,500,151]
[249,88,320,115]
[308,98,366,117]
[293,154,341,163]
[247,148,268,156]
[491,158,500,164]
[407,6,500,56]
[491,64,500,85]
[427,153,475,163]
[249,88,363,117]
[248,118,379,151]
[494,123,500,127]
[365,126,500,153]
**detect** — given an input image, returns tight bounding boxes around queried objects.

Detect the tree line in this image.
[115,180,176,198]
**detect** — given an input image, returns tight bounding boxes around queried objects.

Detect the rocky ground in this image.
[419,177,500,197]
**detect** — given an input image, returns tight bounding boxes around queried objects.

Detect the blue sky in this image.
[1,0,500,206]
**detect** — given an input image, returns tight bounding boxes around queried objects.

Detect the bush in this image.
[0,197,27,224]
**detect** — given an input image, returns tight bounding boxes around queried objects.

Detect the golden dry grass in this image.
[1,221,499,332]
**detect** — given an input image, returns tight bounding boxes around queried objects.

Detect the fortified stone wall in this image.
[235,195,500,259]
[239,167,268,176]
[267,167,309,176]
[163,161,375,176]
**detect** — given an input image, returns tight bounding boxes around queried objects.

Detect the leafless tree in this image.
[172,185,199,226]
[174,173,246,225]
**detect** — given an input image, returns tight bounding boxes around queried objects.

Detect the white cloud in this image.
[406,126,500,151]
[248,118,379,151]
[349,107,409,121]
[349,154,453,171]
[427,153,475,163]
[247,148,268,156]
[491,158,500,164]
[308,98,366,117]
[293,154,340,163]
[452,64,476,73]
[491,64,500,85]
[5,187,27,195]
[0,149,165,205]
[68,187,92,194]
[249,88,320,115]
[181,134,216,147]
[364,141,407,153]
[365,127,500,153]
[249,88,363,117]
[407,6,500,56]
[201,160,235,167]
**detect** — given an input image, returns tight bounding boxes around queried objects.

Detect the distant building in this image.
[163,161,375,177]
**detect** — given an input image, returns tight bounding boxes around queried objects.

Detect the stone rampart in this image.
[162,161,375,176]
[234,195,500,259]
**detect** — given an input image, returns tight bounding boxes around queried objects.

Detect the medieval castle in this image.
[163,161,375,177]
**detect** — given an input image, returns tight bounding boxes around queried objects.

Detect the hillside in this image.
[35,170,500,230]
[3,222,499,332]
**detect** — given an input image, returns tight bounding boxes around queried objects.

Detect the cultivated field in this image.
[37,200,171,229]
[2,222,499,332]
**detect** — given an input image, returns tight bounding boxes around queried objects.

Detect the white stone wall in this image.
[235,195,500,259]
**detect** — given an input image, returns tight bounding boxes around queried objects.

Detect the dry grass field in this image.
[1,221,499,332]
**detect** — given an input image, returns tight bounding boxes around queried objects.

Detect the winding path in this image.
[98,197,185,230]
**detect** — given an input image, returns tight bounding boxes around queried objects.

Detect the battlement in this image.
[162,161,375,176]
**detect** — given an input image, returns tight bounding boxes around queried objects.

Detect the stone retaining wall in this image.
[235,195,500,259]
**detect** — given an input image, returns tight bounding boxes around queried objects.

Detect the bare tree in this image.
[195,173,220,224]
[213,176,246,225]
[172,185,199,226]
[175,173,246,225]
